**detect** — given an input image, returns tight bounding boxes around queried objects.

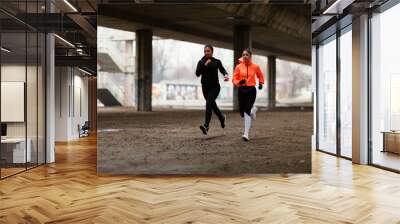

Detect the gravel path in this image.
[97,109,312,174]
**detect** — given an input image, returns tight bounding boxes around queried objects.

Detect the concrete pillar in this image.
[267,56,276,109]
[352,14,369,165]
[46,32,55,163]
[233,25,252,111]
[54,67,70,142]
[311,45,317,151]
[136,29,153,111]
[88,76,97,132]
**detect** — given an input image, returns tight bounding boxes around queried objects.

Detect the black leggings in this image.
[202,85,223,127]
[238,86,256,117]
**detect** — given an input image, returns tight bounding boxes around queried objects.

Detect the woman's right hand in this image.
[205,59,212,66]
[239,79,246,85]
[223,75,229,82]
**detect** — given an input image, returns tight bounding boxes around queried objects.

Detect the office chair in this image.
[78,121,90,138]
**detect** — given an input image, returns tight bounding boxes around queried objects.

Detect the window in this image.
[339,27,352,158]
[317,35,337,154]
[370,3,400,171]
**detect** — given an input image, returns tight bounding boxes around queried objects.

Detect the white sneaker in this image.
[242,134,249,141]
[250,106,258,120]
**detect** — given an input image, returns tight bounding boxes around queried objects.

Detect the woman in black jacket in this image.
[195,45,229,135]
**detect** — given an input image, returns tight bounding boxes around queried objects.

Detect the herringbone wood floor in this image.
[1,135,400,224]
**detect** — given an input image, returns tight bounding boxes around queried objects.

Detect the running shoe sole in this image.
[220,115,226,129]
[200,125,208,135]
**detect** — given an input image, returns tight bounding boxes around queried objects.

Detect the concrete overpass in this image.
[1,1,310,111]
[98,3,311,111]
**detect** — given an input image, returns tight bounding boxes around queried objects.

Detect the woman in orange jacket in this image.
[232,48,265,141]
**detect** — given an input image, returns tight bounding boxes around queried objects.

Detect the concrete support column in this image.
[46,31,55,163]
[267,56,276,109]
[233,25,252,111]
[136,29,153,112]
[54,67,73,142]
[88,76,97,132]
[352,14,369,164]
[312,45,317,151]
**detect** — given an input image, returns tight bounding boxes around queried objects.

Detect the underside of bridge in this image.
[98,4,311,64]
[0,1,312,111]
[98,3,311,111]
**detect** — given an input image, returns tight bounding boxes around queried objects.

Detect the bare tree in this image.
[277,60,311,99]
[153,39,175,83]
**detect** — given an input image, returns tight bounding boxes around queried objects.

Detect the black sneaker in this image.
[220,115,226,129]
[200,125,208,135]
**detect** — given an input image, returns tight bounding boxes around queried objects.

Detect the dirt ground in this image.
[97,108,312,174]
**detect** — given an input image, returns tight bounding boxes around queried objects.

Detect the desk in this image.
[382,131,400,154]
[1,138,31,163]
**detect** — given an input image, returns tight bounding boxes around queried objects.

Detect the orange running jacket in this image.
[232,57,265,87]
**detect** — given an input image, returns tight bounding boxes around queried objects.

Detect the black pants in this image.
[202,85,223,127]
[238,86,256,117]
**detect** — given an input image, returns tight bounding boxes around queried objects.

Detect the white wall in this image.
[1,63,46,164]
[1,65,26,132]
[1,82,25,122]
[71,72,89,138]
[55,67,89,141]
[1,65,30,138]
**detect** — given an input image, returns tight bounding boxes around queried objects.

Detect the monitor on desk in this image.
[1,123,7,137]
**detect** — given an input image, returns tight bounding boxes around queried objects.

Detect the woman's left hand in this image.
[258,84,263,90]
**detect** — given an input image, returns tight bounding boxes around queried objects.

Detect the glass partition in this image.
[27,30,38,169]
[0,2,46,179]
[1,31,28,177]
